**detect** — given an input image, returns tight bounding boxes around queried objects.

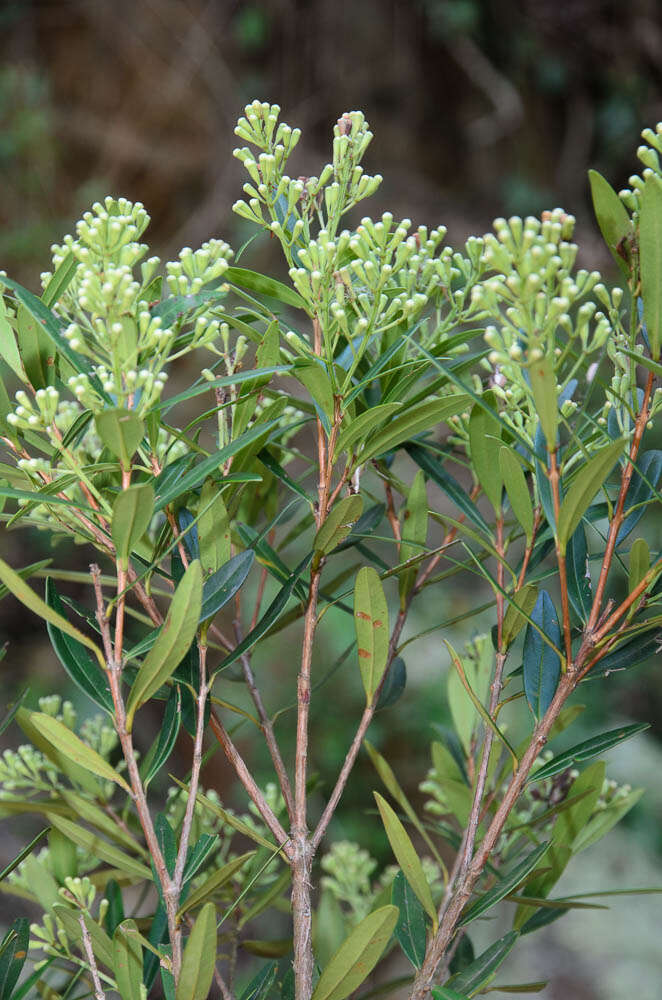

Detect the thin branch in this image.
[549,449,572,666]
[79,913,106,1000]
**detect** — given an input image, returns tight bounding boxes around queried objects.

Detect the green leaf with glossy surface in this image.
[359,396,469,464]
[588,169,632,276]
[112,483,154,570]
[499,447,533,543]
[200,550,254,622]
[354,567,389,703]
[374,793,437,928]
[639,173,662,359]
[502,585,538,650]
[141,687,181,788]
[567,524,592,622]
[225,266,307,310]
[557,440,624,552]
[406,444,488,532]
[293,360,335,424]
[529,356,557,450]
[126,560,202,730]
[391,871,426,969]
[312,905,398,1000]
[449,932,518,995]
[176,903,217,1000]
[376,656,407,711]
[469,393,502,510]
[113,920,143,1000]
[528,723,649,782]
[460,843,550,926]
[198,479,231,574]
[523,591,561,719]
[335,404,402,457]
[95,408,144,469]
[315,495,364,555]
[45,579,113,712]
[0,918,29,1000]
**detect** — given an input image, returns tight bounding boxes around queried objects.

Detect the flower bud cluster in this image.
[321,840,377,923]
[6,387,60,432]
[59,875,96,911]
[0,744,57,793]
[620,122,662,211]
[165,239,233,296]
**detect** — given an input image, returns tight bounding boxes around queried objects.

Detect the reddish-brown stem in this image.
[548,449,572,666]
[587,370,654,632]
[384,481,402,543]
[517,508,542,590]
[414,484,481,593]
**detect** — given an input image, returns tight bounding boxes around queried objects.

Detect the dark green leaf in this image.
[376,657,407,711]
[449,932,519,995]
[239,961,279,1000]
[566,524,592,622]
[201,549,254,622]
[225,266,306,310]
[392,871,427,969]
[588,169,632,276]
[459,844,550,925]
[141,687,181,788]
[523,591,561,719]
[588,627,660,678]
[0,918,29,1000]
[0,827,49,884]
[528,723,650,782]
[406,444,488,532]
[103,879,125,937]
[616,450,662,544]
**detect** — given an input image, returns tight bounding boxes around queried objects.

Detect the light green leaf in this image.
[354,567,389,704]
[30,713,131,793]
[41,252,78,308]
[178,851,255,917]
[176,902,217,1000]
[293,361,335,424]
[399,470,428,605]
[588,169,632,276]
[53,906,114,971]
[501,585,538,650]
[499,447,533,544]
[95,408,145,469]
[528,355,557,450]
[0,556,105,668]
[447,635,491,758]
[126,560,202,730]
[639,173,662,359]
[557,440,624,553]
[572,787,644,854]
[334,404,402,458]
[198,479,231,575]
[469,393,502,510]
[311,905,399,1000]
[629,537,650,594]
[111,483,154,570]
[113,919,143,1000]
[225,266,307,311]
[374,793,437,929]
[0,297,24,381]
[449,932,519,995]
[315,495,364,555]
[359,395,470,465]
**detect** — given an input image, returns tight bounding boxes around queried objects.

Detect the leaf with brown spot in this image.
[353,567,389,704]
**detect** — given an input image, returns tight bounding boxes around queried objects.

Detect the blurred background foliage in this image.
[1,1,662,997]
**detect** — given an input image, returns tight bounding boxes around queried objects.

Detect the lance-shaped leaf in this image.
[392,871,427,969]
[469,392,502,510]
[176,902,217,1000]
[141,687,181,788]
[293,360,335,424]
[528,722,649,783]
[431,989,469,1000]
[354,567,389,703]
[588,169,632,276]
[239,962,278,1000]
[501,585,538,650]
[225,265,307,310]
[589,629,660,678]
[126,560,202,730]
[0,557,105,668]
[53,906,114,971]
[557,440,625,553]
[528,355,557,450]
[95,408,144,469]
[45,579,113,712]
[639,173,662,359]
[31,712,131,793]
[0,827,49,884]
[0,918,29,1000]
[0,297,24,382]
[311,905,398,1000]
[46,815,150,880]
[200,549,254,622]
[112,483,154,570]
[178,851,255,918]
[629,537,650,594]
[374,793,437,928]
[616,450,662,545]
[315,495,364,555]
[376,656,407,711]
[567,524,592,622]
[499,447,533,544]
[335,403,402,457]
[399,470,428,604]
[359,395,469,464]
[113,920,143,1000]
[198,479,230,574]
[42,251,78,308]
[406,444,488,532]
[522,591,561,719]
[448,932,519,995]
[460,843,550,926]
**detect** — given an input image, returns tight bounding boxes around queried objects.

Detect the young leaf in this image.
[315,495,364,555]
[639,172,662,359]
[391,871,427,970]
[200,549,254,622]
[501,585,538,650]
[528,722,650,782]
[113,920,143,1000]
[459,843,550,926]
[499,447,533,543]
[629,537,650,594]
[112,483,154,570]
[359,395,469,464]
[45,579,113,712]
[528,355,557,450]
[176,903,217,1000]
[588,169,632,276]
[522,591,561,719]
[31,712,131,792]
[293,360,335,424]
[557,440,624,552]
[448,932,519,995]
[374,793,437,928]
[469,393,502,510]
[0,557,106,668]
[311,905,399,1000]
[95,408,145,469]
[126,560,203,730]
[0,917,29,1000]
[354,567,389,703]
[399,470,428,604]
[198,479,231,574]
[225,265,307,311]
[0,297,24,382]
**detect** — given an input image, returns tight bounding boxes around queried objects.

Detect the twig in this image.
[549,449,572,666]
[78,913,106,1000]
